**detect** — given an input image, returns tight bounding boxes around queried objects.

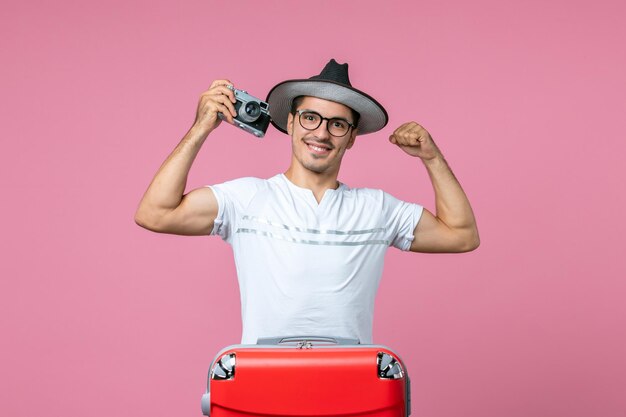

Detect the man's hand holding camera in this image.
[192,79,237,136]
[193,79,271,139]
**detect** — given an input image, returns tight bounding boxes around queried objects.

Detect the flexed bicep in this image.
[409,208,478,253]
[137,187,219,236]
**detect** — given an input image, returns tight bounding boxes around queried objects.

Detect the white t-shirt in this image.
[209,174,423,344]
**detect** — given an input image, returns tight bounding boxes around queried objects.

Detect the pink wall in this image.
[2,1,625,416]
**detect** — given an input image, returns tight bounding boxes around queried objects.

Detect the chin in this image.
[303,163,328,174]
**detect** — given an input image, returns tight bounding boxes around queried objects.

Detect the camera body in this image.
[220,86,271,138]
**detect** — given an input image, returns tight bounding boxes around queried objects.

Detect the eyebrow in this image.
[299,109,353,124]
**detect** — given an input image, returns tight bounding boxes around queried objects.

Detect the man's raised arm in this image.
[389,122,480,253]
[134,80,237,236]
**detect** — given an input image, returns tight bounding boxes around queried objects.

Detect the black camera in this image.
[219,86,271,138]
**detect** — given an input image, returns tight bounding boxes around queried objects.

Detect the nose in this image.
[312,119,331,139]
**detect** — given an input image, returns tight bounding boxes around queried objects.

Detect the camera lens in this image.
[246,102,261,117]
[239,101,261,122]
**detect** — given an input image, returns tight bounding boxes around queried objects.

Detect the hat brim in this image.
[266,79,388,136]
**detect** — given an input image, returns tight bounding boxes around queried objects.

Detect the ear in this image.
[346,129,358,149]
[287,113,294,135]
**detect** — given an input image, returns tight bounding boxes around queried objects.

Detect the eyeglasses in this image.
[296,110,355,137]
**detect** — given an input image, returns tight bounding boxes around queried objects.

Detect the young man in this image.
[135,59,479,344]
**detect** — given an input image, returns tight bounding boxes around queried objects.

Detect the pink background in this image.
[2,1,625,416]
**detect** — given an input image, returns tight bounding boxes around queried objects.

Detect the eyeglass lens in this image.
[298,111,351,137]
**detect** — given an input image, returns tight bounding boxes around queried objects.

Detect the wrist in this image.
[187,123,212,143]
[421,153,446,168]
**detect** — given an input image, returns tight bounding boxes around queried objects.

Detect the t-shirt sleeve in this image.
[206,177,262,244]
[382,191,424,251]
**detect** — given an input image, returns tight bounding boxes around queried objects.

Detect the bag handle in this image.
[256,335,360,346]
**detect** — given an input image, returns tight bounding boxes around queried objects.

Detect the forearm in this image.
[136,125,208,221]
[422,155,479,237]
[390,122,479,252]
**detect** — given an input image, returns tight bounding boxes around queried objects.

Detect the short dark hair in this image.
[290,96,360,128]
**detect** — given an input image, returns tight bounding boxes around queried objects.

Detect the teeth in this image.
[308,143,329,152]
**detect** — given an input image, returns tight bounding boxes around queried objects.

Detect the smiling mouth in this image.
[304,139,333,155]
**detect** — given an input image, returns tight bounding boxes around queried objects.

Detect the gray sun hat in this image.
[266,59,388,135]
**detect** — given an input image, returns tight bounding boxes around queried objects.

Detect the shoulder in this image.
[207,176,273,208]
[213,176,267,187]
[341,185,388,202]
[341,186,421,214]
[209,176,268,193]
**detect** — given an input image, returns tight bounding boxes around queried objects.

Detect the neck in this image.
[284,166,340,203]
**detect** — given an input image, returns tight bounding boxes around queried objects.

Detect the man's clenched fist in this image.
[389,122,441,161]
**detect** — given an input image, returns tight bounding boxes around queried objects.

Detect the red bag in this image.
[201,336,411,417]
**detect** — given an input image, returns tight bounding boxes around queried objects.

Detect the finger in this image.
[403,126,428,145]
[209,85,237,103]
[213,102,235,124]
[212,93,237,117]
[210,79,233,89]
[398,122,421,137]
[391,125,413,141]
[392,130,417,146]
